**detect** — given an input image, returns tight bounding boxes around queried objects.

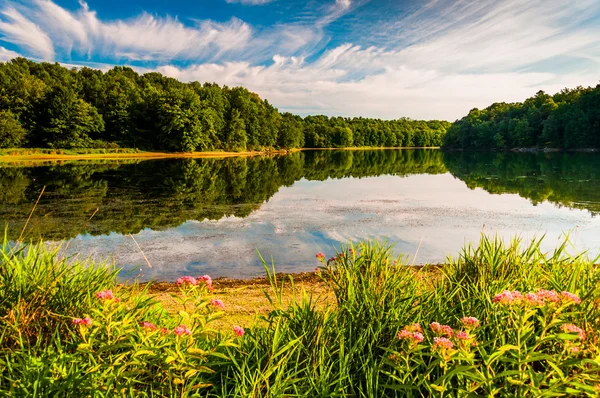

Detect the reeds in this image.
[0,234,598,396]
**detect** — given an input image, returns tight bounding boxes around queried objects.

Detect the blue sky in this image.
[0,0,599,120]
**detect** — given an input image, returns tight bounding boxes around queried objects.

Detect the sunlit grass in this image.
[0,234,598,396]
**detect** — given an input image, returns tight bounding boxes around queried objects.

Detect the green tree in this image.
[226,109,247,152]
[0,110,26,148]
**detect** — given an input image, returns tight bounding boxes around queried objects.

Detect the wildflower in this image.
[412,332,425,343]
[140,321,157,331]
[316,252,325,261]
[160,327,170,334]
[560,291,581,305]
[524,292,544,307]
[328,256,337,263]
[73,317,92,327]
[430,322,453,337]
[95,290,116,300]
[561,323,586,340]
[537,289,560,303]
[314,267,321,274]
[173,325,192,336]
[454,331,472,340]
[460,317,479,329]
[197,275,213,291]
[211,299,225,310]
[233,325,245,337]
[433,337,454,350]
[176,276,197,286]
[492,290,522,305]
[397,329,412,340]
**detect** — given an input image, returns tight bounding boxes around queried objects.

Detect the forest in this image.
[0,58,449,151]
[443,84,600,149]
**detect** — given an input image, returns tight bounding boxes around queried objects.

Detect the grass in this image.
[0,235,599,396]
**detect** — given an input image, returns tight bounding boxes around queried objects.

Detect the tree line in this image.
[0,58,449,151]
[443,84,600,149]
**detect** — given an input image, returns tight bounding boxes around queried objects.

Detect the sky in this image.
[0,0,599,120]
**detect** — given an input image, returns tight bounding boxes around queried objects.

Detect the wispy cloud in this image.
[0,0,252,62]
[0,6,54,59]
[0,0,598,120]
[224,0,276,5]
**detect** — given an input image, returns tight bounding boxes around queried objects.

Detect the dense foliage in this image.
[443,85,600,149]
[0,58,448,151]
[1,236,599,396]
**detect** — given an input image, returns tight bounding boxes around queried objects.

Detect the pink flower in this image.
[197,275,213,291]
[173,325,192,336]
[524,293,544,307]
[537,289,560,303]
[73,317,92,327]
[433,337,454,350]
[454,331,472,340]
[493,290,523,305]
[430,322,453,337]
[412,332,424,343]
[140,321,157,331]
[398,329,424,344]
[233,326,245,337]
[176,276,197,286]
[460,317,479,328]
[160,327,170,334]
[561,291,581,304]
[314,267,321,274]
[316,252,325,260]
[211,299,225,310]
[328,256,337,263]
[561,323,586,340]
[95,290,119,301]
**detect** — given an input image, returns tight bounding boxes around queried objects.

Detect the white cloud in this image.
[0,7,54,59]
[0,45,19,61]
[225,0,276,4]
[0,1,252,62]
[0,0,599,120]
[336,0,351,9]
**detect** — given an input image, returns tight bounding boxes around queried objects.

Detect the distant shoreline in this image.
[0,147,439,163]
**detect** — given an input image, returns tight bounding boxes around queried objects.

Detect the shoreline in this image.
[0,147,437,164]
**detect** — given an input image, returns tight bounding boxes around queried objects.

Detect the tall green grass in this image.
[0,234,598,396]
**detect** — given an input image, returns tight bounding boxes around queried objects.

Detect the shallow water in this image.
[2,150,599,281]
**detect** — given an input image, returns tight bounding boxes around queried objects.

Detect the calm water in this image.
[2,150,600,281]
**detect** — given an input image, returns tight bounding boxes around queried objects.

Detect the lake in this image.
[2,149,600,281]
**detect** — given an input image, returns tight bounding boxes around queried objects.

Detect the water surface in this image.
[2,150,599,280]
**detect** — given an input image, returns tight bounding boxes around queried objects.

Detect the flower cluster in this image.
[175,275,214,291]
[198,275,214,291]
[73,317,92,326]
[176,276,197,286]
[397,329,425,345]
[211,299,225,310]
[316,252,325,261]
[493,289,581,307]
[95,290,117,300]
[460,317,480,329]
[233,325,245,337]
[433,337,454,350]
[561,323,586,340]
[430,322,453,337]
[173,325,192,336]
